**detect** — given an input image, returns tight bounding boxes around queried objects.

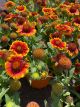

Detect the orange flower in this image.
[16,5,26,13]
[66,42,78,57]
[66,6,79,16]
[16,22,36,37]
[60,2,71,11]
[37,16,49,24]
[5,55,29,79]
[10,40,29,56]
[49,14,58,20]
[55,24,74,35]
[49,32,62,39]
[4,13,13,21]
[50,38,66,50]
[4,1,15,9]
[42,7,55,15]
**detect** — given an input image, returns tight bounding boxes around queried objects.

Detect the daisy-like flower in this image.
[66,6,79,16]
[37,15,49,24]
[50,38,66,50]
[67,42,78,57]
[4,13,14,21]
[42,7,56,16]
[4,1,15,9]
[10,40,29,56]
[55,24,74,35]
[16,5,26,13]
[5,55,29,79]
[16,21,36,37]
[73,17,80,28]
[49,14,58,20]
[60,2,71,11]
[49,32,62,39]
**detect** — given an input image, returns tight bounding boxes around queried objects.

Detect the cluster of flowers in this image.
[0,0,80,106]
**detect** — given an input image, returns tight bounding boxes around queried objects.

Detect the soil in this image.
[20,78,51,107]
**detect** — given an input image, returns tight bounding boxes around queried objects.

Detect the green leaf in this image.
[69,67,75,78]
[0,88,9,101]
[5,94,20,107]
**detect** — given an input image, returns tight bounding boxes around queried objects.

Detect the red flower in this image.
[5,1,15,9]
[55,24,74,35]
[5,55,29,79]
[66,42,78,57]
[16,5,26,13]
[50,38,66,50]
[10,40,29,56]
[66,6,79,16]
[16,22,36,37]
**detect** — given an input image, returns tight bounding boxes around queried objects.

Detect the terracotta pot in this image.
[31,76,51,89]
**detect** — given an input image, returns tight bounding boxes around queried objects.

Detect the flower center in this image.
[22,24,31,33]
[55,40,61,45]
[12,61,20,70]
[17,46,22,51]
[68,43,77,52]
[70,7,76,13]
[75,18,80,24]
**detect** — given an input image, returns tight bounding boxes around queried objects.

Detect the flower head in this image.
[5,55,29,79]
[50,38,66,50]
[58,56,72,69]
[49,32,62,39]
[16,5,26,13]
[73,17,80,28]
[5,1,15,9]
[66,6,79,16]
[67,42,78,57]
[16,22,36,37]
[10,40,29,56]
[55,24,74,35]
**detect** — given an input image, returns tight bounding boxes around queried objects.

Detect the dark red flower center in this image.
[74,18,80,24]
[70,7,76,13]
[68,43,77,52]
[22,24,32,33]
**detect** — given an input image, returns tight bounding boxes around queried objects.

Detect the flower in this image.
[4,13,14,21]
[16,22,36,37]
[10,40,29,56]
[58,56,72,69]
[42,7,55,16]
[67,42,78,57]
[26,101,40,107]
[5,55,29,79]
[73,17,80,28]
[66,6,79,16]
[32,48,45,59]
[50,38,66,50]
[55,24,74,35]
[49,32,62,39]
[16,5,26,13]
[4,1,15,9]
[37,15,49,24]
